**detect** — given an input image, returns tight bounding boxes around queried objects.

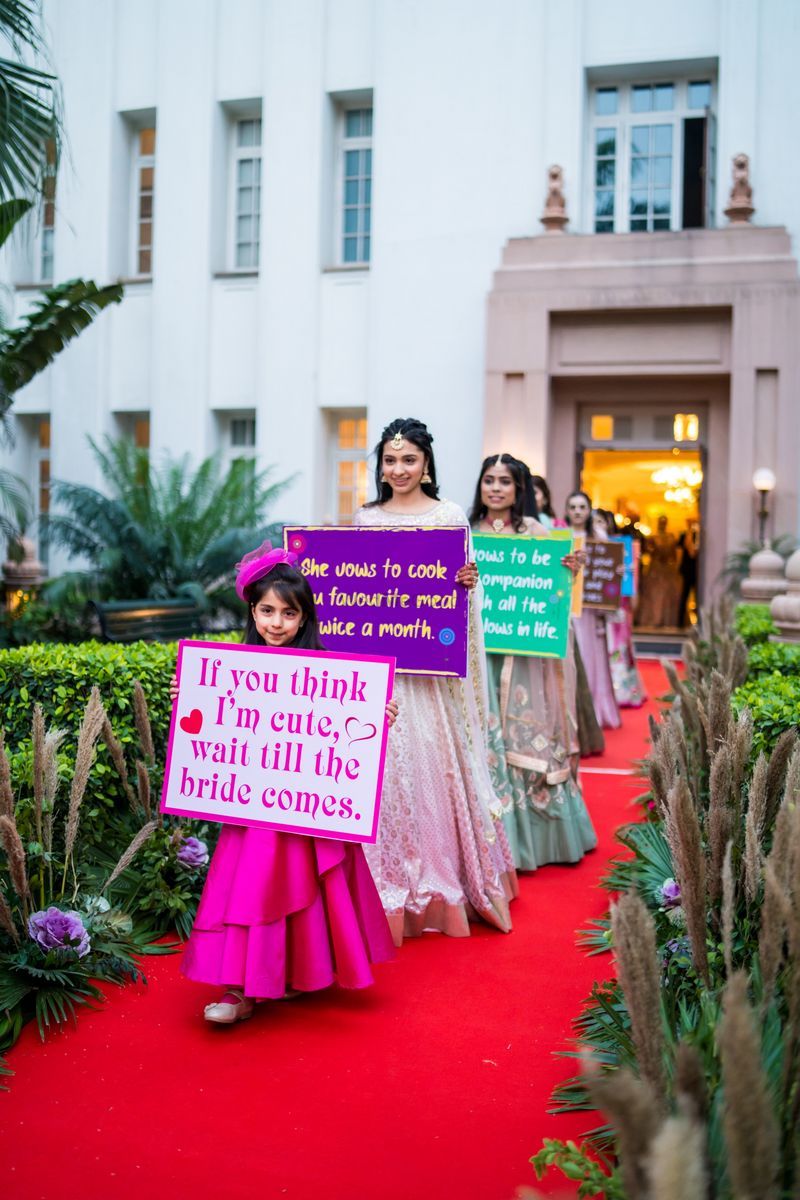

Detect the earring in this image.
[421,472,432,484]
[381,474,389,484]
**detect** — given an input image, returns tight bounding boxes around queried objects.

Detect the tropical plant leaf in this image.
[45,436,293,610]
[0,279,124,414]
[0,465,31,540]
[0,195,31,248]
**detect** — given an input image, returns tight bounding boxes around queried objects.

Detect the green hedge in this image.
[734,603,776,647]
[733,672,800,757]
[746,640,800,678]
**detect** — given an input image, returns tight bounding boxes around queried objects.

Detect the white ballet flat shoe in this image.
[203,989,255,1025]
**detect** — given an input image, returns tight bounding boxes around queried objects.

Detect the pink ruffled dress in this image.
[181,825,395,998]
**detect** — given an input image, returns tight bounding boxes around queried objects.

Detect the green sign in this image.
[473,530,574,659]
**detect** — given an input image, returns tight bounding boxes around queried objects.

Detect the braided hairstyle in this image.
[366,417,440,506]
[468,453,538,531]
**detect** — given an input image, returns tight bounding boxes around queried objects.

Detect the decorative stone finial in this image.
[740,546,787,604]
[2,536,45,609]
[540,165,568,233]
[724,153,755,225]
[770,548,800,642]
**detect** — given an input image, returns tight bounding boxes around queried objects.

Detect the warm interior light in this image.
[673,413,699,442]
[590,415,614,440]
[651,465,704,489]
[752,467,776,492]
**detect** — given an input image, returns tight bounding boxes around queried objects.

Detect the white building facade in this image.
[3,0,800,594]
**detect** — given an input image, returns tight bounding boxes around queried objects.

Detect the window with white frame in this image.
[133,126,156,275]
[218,412,257,471]
[589,77,715,233]
[330,413,369,522]
[231,117,262,269]
[339,109,372,265]
[114,412,150,449]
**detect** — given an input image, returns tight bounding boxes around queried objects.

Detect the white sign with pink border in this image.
[161,641,396,845]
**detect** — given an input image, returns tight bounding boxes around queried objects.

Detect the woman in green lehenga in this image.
[469,455,597,870]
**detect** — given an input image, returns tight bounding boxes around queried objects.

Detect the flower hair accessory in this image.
[235,540,299,600]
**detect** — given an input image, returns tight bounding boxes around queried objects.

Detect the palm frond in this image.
[0,56,59,200]
[0,195,31,249]
[0,464,31,539]
[0,279,123,415]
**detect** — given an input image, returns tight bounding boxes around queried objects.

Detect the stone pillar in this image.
[770,549,800,642]
[740,547,788,604]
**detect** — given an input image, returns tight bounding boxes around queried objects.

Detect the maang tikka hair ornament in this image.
[391,431,405,450]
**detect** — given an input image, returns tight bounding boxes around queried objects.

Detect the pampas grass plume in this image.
[0,884,19,943]
[758,864,790,1010]
[674,1041,708,1123]
[722,840,735,978]
[648,1116,707,1200]
[64,688,106,863]
[101,717,136,810]
[32,704,45,846]
[718,972,780,1200]
[135,760,152,821]
[133,681,155,765]
[102,820,157,891]
[664,777,709,985]
[610,892,667,1103]
[731,709,754,820]
[765,729,797,830]
[42,728,65,855]
[707,670,732,754]
[0,813,30,905]
[0,730,14,820]
[707,744,732,901]
[587,1067,661,1200]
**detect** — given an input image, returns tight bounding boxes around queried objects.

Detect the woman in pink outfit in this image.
[565,492,621,731]
[175,547,396,1024]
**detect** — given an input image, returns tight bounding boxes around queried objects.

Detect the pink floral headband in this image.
[235,540,299,600]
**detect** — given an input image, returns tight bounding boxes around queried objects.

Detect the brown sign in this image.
[581,539,624,611]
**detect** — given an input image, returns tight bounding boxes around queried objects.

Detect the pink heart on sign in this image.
[180,709,203,735]
[345,717,377,746]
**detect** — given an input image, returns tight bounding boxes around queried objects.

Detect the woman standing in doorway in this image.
[565,491,621,730]
[354,419,517,944]
[469,456,596,869]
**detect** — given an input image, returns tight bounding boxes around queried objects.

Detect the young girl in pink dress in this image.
[175,545,396,1024]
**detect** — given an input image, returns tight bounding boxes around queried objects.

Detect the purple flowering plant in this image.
[177,835,209,869]
[27,906,91,958]
[657,878,681,909]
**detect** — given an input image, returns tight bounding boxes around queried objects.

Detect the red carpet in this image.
[0,662,669,1200]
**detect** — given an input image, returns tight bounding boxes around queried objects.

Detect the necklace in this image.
[487,517,512,533]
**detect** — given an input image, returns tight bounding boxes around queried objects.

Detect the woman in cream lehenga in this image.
[354,418,517,945]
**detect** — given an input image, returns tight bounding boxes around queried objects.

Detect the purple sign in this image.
[284,526,469,676]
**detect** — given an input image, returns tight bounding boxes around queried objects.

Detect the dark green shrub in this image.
[0,597,91,647]
[735,603,776,647]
